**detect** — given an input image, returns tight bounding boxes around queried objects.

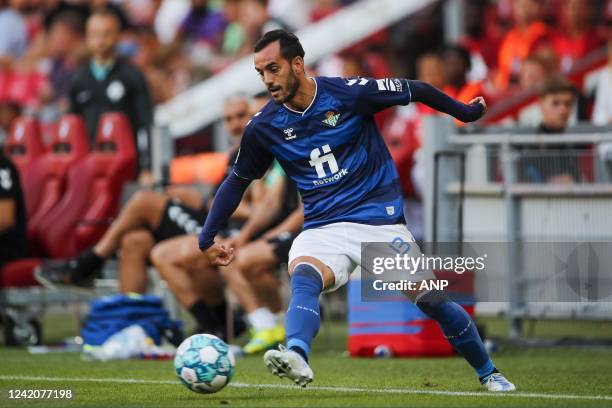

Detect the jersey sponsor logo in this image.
[0,168,13,190]
[322,111,340,127]
[312,168,348,186]
[376,78,403,92]
[283,127,296,140]
[309,144,348,186]
[346,77,369,86]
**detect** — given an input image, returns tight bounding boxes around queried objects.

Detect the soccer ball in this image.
[173,334,235,394]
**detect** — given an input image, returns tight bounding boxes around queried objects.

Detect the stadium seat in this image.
[0,259,41,287]
[26,115,89,255]
[4,116,46,162]
[38,113,137,258]
[4,117,46,218]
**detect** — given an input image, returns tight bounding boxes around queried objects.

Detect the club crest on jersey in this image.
[323,111,340,127]
[283,127,296,140]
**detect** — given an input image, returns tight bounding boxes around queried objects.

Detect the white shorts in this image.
[288,222,435,292]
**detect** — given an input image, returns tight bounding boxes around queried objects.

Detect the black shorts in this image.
[153,199,206,242]
[267,231,296,264]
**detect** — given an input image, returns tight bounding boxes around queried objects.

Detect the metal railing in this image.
[424,117,612,338]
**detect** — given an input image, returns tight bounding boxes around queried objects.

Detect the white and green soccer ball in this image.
[174,334,235,394]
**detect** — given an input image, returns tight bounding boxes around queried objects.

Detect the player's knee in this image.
[128,190,162,211]
[415,289,449,320]
[232,250,249,271]
[150,242,171,267]
[291,263,323,296]
[120,230,153,253]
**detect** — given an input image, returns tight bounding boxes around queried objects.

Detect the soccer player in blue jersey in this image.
[198,30,516,392]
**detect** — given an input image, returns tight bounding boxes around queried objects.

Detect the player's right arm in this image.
[198,124,273,265]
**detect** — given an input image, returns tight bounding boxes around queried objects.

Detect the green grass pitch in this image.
[1,317,612,407]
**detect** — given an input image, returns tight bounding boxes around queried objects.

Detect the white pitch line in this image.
[1,375,611,402]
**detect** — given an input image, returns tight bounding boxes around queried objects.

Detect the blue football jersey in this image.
[234,76,412,229]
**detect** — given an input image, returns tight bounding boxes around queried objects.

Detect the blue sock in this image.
[416,291,495,380]
[285,263,323,362]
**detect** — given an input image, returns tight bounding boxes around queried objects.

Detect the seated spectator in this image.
[0,0,27,68]
[151,163,302,353]
[592,40,612,126]
[130,25,174,103]
[517,78,584,183]
[496,0,552,90]
[219,0,243,56]
[553,0,605,73]
[36,95,254,336]
[515,55,553,124]
[414,51,446,116]
[236,0,285,57]
[0,101,20,147]
[39,10,85,111]
[442,45,486,106]
[457,0,502,81]
[175,0,227,48]
[43,1,88,29]
[518,55,549,91]
[0,149,26,268]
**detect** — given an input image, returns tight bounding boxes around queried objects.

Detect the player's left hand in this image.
[468,96,488,116]
[203,242,235,266]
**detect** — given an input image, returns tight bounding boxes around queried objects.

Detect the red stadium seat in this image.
[0,259,41,287]
[38,113,137,258]
[26,115,89,255]
[4,116,45,169]
[4,117,46,218]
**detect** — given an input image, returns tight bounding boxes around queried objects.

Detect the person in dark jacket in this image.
[69,8,153,182]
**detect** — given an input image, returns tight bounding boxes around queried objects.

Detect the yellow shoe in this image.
[243,325,285,355]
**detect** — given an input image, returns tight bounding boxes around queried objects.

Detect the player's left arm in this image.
[344,77,486,122]
[407,80,486,123]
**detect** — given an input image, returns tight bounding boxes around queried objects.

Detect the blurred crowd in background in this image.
[0,0,611,147]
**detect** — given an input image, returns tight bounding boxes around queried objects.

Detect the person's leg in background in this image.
[248,265,283,315]
[118,229,155,294]
[150,235,230,338]
[221,239,285,354]
[36,190,170,286]
[93,190,168,259]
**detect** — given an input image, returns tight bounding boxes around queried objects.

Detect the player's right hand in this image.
[203,242,235,266]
